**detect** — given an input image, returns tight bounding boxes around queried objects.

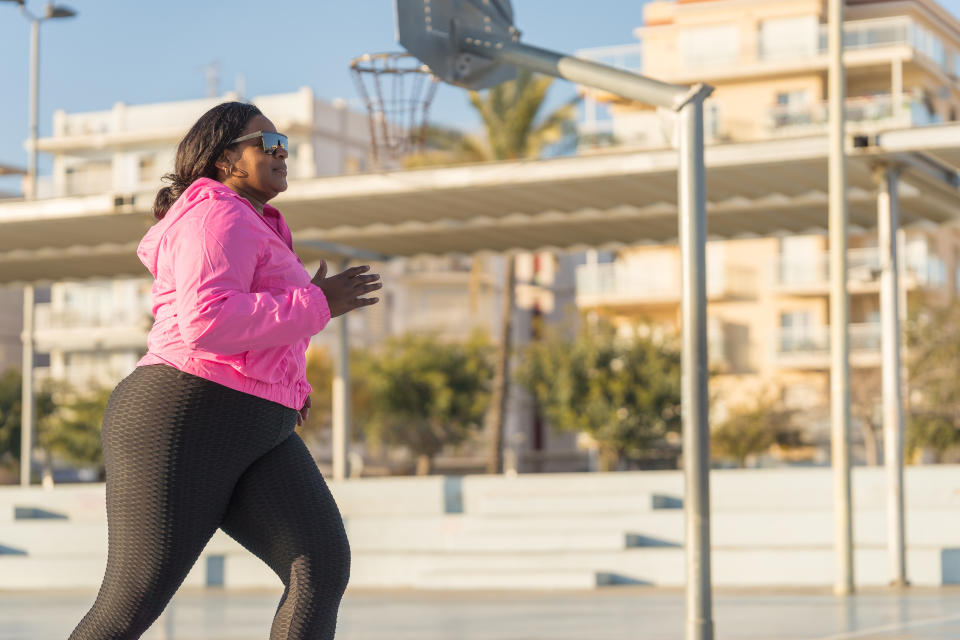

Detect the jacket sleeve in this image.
[170,204,331,354]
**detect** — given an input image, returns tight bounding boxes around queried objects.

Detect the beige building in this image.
[576,0,960,460]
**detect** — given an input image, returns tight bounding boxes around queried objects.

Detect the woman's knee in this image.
[284,530,351,596]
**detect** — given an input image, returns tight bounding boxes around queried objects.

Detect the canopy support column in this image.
[876,164,907,587]
[829,0,854,597]
[20,284,35,487]
[332,260,352,482]
[678,99,714,640]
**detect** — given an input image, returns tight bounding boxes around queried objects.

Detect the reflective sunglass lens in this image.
[262,132,288,155]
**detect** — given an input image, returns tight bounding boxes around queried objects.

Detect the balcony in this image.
[575,262,756,309]
[33,305,151,352]
[767,92,936,138]
[577,16,954,78]
[774,323,881,369]
[772,248,946,296]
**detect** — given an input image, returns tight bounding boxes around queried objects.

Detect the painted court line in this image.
[815,612,960,640]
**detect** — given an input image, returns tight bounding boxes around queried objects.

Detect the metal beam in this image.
[459,30,700,110]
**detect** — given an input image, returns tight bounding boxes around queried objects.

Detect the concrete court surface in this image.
[4,587,960,640]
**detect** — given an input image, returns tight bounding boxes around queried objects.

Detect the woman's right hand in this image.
[310,261,382,318]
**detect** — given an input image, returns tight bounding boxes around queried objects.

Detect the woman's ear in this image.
[216,148,236,176]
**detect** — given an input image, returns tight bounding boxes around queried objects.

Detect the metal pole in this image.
[459,34,707,110]
[455,32,715,639]
[27,17,39,201]
[876,164,907,586]
[829,0,854,596]
[332,260,351,481]
[20,284,35,487]
[678,100,713,640]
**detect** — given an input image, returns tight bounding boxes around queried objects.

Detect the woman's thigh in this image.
[219,432,351,588]
[97,365,296,603]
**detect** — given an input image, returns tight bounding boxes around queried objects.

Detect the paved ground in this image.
[5,586,960,639]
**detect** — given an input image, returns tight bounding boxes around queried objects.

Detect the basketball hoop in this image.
[350,52,440,167]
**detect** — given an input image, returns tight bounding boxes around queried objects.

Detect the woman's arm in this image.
[170,206,330,354]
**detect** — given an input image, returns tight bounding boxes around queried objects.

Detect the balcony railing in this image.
[773,248,947,290]
[768,91,935,137]
[577,16,953,76]
[575,262,756,305]
[35,305,152,331]
[776,322,881,357]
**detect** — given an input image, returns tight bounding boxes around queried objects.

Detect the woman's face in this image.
[220,114,288,202]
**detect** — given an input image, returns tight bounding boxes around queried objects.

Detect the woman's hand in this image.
[297,395,311,426]
[310,261,381,318]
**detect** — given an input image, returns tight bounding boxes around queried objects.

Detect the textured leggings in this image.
[69,364,351,640]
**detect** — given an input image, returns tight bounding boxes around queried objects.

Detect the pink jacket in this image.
[136,178,331,410]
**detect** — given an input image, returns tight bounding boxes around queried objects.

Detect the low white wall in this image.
[2,466,960,590]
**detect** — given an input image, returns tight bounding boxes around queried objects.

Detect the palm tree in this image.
[447,70,578,473]
[404,69,578,168]
[400,70,577,474]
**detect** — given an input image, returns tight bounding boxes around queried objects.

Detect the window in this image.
[780,311,816,353]
[779,236,823,285]
[759,16,818,61]
[776,91,811,107]
[679,25,740,68]
[139,155,157,184]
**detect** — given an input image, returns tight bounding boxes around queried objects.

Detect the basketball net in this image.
[350,52,440,168]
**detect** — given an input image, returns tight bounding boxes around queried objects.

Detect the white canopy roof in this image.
[1,125,959,285]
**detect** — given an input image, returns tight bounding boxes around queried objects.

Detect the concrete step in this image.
[467,493,680,516]
[346,521,645,552]
[346,545,954,589]
[1,544,954,591]
[0,551,233,590]
[415,568,615,590]
[0,485,106,522]
[328,476,463,515]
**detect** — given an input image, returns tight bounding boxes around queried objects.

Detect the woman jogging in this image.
[69,101,380,640]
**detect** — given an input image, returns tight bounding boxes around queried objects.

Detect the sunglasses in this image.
[229,130,289,155]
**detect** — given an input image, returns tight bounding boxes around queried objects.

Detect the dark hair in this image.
[153,101,262,220]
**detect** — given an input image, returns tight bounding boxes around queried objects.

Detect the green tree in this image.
[297,346,334,446]
[0,368,58,481]
[517,319,682,471]
[711,392,794,468]
[355,331,494,475]
[905,302,960,462]
[37,383,111,480]
[0,368,23,469]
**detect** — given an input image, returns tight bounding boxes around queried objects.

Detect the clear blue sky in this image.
[0,0,646,193]
[2,0,960,194]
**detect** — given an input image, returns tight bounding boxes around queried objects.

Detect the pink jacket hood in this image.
[136,178,330,410]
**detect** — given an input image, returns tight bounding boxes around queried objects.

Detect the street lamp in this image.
[2,0,77,200]
[1,0,76,488]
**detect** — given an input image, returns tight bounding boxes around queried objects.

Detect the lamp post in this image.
[1,0,77,487]
[2,0,77,200]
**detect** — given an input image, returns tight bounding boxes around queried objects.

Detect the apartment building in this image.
[576,0,960,459]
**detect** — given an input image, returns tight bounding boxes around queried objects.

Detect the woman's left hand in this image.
[297,395,311,426]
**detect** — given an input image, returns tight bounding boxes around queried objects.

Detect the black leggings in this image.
[69,364,350,640]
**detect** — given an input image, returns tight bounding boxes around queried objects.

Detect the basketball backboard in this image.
[395,0,518,90]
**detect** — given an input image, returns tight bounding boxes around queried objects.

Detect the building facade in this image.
[575,0,960,462]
